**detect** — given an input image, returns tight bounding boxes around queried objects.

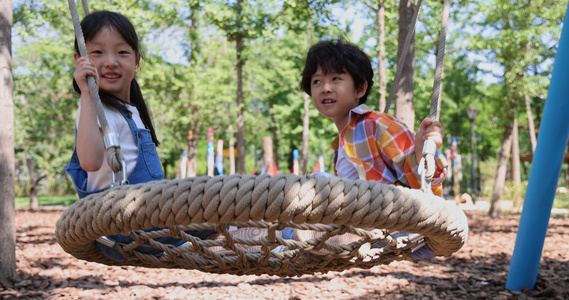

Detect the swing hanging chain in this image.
[67,0,127,180]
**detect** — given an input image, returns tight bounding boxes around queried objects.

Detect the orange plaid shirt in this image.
[332,105,447,196]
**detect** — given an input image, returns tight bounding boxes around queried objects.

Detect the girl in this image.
[67,10,161,197]
[65,11,215,260]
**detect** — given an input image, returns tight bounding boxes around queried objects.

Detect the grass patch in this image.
[554,193,569,209]
[15,195,78,208]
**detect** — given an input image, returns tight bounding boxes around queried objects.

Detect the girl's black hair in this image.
[73,10,160,146]
[300,39,374,105]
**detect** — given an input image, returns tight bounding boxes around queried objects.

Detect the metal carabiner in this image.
[111,159,129,188]
[104,132,129,188]
[419,139,436,194]
[420,168,432,193]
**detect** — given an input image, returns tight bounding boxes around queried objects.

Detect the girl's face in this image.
[85,27,139,102]
[310,65,367,131]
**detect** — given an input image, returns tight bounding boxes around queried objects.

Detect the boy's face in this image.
[310,66,367,131]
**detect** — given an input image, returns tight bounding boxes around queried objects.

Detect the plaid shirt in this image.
[332,105,447,196]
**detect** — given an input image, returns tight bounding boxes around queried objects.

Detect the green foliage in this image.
[477,158,497,199]
[10,0,567,198]
[503,181,528,203]
[15,195,78,208]
[554,193,569,209]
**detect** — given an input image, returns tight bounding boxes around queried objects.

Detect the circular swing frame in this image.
[57,0,465,277]
[56,174,468,276]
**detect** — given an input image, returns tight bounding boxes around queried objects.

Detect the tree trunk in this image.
[0,0,17,278]
[511,118,522,208]
[489,125,514,218]
[272,122,279,169]
[236,33,246,174]
[24,157,48,210]
[26,156,39,210]
[524,94,537,154]
[185,129,198,177]
[395,0,416,130]
[301,93,310,175]
[377,1,387,112]
[185,5,199,178]
[262,136,274,175]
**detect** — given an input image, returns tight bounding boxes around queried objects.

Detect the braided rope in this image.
[429,0,450,120]
[56,174,468,276]
[81,0,89,15]
[384,0,449,121]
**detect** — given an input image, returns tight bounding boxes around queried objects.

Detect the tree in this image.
[465,0,566,217]
[363,0,395,112]
[394,0,417,130]
[511,118,522,208]
[203,0,340,174]
[0,0,17,278]
[204,0,261,174]
[12,0,78,200]
[524,94,537,153]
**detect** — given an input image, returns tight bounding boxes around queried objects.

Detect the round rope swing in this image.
[56,0,467,277]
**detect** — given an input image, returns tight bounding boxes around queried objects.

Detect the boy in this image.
[300,40,447,195]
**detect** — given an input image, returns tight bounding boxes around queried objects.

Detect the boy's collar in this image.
[334,104,375,150]
[347,104,374,125]
[350,104,373,114]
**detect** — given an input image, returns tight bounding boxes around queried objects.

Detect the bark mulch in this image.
[1,206,568,299]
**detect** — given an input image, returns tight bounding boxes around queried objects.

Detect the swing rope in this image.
[430,0,450,121]
[420,0,450,190]
[381,0,451,191]
[384,0,450,122]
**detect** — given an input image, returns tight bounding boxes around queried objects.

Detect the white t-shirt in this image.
[76,102,145,192]
[335,147,360,180]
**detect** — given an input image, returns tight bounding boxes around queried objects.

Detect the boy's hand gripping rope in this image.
[418,139,436,193]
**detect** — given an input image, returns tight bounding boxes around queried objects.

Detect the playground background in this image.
[10,0,569,215]
[2,205,567,299]
[3,1,569,297]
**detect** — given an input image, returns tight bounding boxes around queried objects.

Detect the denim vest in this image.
[65,108,164,199]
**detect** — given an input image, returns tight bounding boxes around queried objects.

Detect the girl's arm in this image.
[74,56,105,172]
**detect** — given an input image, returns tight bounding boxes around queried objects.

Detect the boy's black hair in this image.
[300,40,373,105]
[72,10,160,146]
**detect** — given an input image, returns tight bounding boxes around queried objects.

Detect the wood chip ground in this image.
[2,207,568,299]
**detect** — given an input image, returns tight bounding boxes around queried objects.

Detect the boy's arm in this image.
[379,119,447,196]
[405,148,448,196]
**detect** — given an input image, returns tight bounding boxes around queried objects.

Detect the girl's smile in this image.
[83,27,139,102]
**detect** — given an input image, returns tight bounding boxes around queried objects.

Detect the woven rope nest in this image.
[55,174,468,276]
